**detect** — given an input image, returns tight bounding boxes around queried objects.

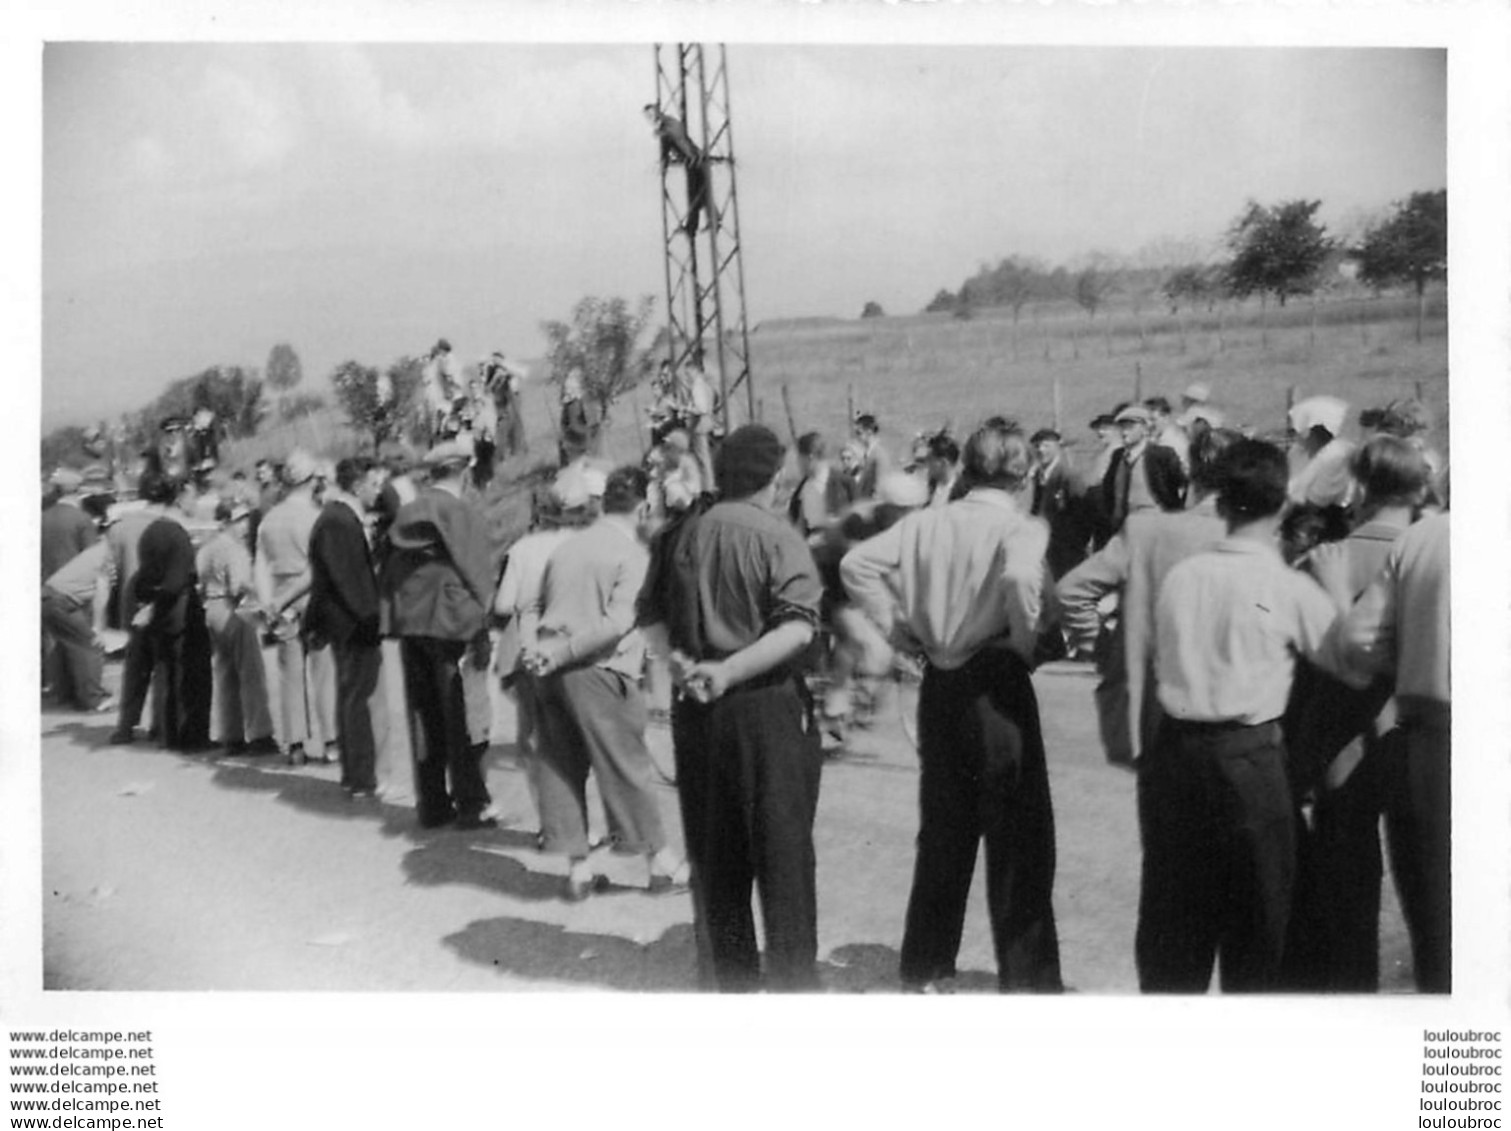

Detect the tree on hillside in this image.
[1162,265,1220,313]
[1074,267,1114,320]
[860,301,886,319]
[331,356,422,451]
[924,288,957,314]
[41,426,90,474]
[1354,188,1447,343]
[143,365,265,443]
[1224,199,1331,309]
[540,295,656,440]
[265,343,304,391]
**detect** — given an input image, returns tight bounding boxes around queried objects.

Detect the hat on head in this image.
[1030,428,1062,445]
[1289,395,1349,438]
[1182,382,1211,404]
[283,449,318,486]
[877,471,929,509]
[50,467,84,493]
[423,438,473,471]
[436,338,452,353]
[1090,413,1117,430]
[714,424,786,496]
[551,465,604,510]
[214,499,251,524]
[1114,405,1153,427]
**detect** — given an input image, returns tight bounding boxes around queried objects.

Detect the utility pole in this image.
[652,44,756,432]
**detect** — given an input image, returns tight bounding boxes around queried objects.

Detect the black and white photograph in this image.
[7,3,1509,1128]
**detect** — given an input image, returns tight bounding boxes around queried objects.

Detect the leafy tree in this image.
[279,391,327,422]
[1162,264,1224,313]
[40,425,90,474]
[1074,267,1114,320]
[331,357,422,451]
[1224,199,1331,309]
[540,295,656,435]
[860,301,886,319]
[1354,189,1447,343]
[924,288,957,314]
[265,342,304,391]
[140,365,265,444]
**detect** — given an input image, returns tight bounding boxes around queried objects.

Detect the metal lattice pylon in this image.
[652,43,755,431]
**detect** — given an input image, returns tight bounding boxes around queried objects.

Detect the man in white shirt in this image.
[1140,438,1355,993]
[842,419,1062,993]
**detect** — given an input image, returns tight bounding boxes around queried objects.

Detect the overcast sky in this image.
[41,44,1445,429]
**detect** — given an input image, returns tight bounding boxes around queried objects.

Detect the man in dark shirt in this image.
[307,457,386,799]
[128,475,212,751]
[637,424,824,991]
[644,103,714,237]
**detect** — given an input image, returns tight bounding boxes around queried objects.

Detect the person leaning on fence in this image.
[841,420,1064,994]
[636,424,825,992]
[1137,438,1362,994]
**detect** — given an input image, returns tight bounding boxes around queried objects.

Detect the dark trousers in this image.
[40,590,108,710]
[672,673,821,992]
[1136,718,1295,993]
[1384,708,1451,993]
[902,650,1063,992]
[1281,743,1385,992]
[333,640,381,793]
[534,665,666,859]
[401,637,489,825]
[118,611,211,750]
[116,626,153,734]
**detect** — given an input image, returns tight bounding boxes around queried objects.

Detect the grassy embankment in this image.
[220,288,1448,553]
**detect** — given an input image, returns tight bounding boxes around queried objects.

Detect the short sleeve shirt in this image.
[637,499,821,662]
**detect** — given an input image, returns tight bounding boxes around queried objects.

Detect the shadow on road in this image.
[443,921,1000,993]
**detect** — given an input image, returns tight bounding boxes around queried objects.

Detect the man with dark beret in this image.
[637,424,825,991]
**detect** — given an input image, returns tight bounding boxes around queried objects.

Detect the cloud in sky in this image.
[42,44,1445,428]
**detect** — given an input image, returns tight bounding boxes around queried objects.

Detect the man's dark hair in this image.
[1029,428,1061,446]
[231,470,247,481]
[137,468,176,506]
[603,465,650,515]
[1216,438,1289,523]
[81,494,114,523]
[853,414,879,433]
[1351,435,1430,506]
[714,425,786,499]
[1144,396,1172,416]
[255,458,271,470]
[1188,427,1243,495]
[926,433,960,463]
[796,431,826,459]
[960,419,1031,491]
[335,456,376,494]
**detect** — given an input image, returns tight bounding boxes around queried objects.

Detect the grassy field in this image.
[218,287,1448,549]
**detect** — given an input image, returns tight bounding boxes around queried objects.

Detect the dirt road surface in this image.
[39,659,1414,994]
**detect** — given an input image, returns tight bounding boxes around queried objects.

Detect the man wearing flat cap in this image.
[1098,404,1187,544]
[384,439,499,829]
[255,449,338,765]
[197,498,276,754]
[637,424,825,991]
